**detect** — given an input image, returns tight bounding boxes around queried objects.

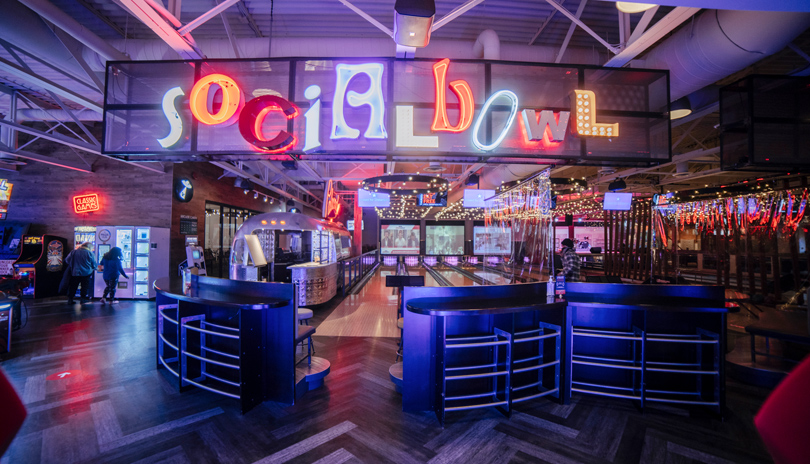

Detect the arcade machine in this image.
[0,223,30,277]
[185,245,207,276]
[73,226,97,299]
[93,226,170,299]
[12,234,68,298]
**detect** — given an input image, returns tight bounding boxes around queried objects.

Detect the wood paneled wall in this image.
[604,200,652,281]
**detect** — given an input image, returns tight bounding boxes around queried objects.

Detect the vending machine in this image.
[93,226,170,299]
[12,234,68,298]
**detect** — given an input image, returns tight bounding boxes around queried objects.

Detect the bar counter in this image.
[397,281,728,423]
[154,275,330,414]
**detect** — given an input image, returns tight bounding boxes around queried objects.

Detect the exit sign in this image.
[73,193,100,214]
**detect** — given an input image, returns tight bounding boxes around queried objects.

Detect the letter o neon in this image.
[472,90,519,152]
[238,95,299,153]
[189,74,243,126]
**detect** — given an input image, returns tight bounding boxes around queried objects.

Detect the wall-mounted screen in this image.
[603,192,633,211]
[426,225,464,255]
[358,189,390,207]
[463,189,496,208]
[473,226,512,255]
[347,220,364,231]
[381,224,420,255]
[418,191,447,207]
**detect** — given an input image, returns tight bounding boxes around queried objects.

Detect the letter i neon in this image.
[303,85,321,152]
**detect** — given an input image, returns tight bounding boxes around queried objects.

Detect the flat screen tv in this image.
[473,226,512,255]
[463,189,496,208]
[417,191,447,207]
[357,188,390,207]
[380,224,420,255]
[425,225,464,255]
[603,192,633,211]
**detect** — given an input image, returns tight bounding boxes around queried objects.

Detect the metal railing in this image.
[339,250,379,296]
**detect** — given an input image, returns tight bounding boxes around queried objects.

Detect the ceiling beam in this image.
[626,6,658,46]
[0,143,93,173]
[450,162,486,190]
[177,0,240,36]
[432,0,485,32]
[75,0,130,38]
[0,57,103,113]
[529,9,558,45]
[604,7,700,67]
[336,0,393,37]
[236,1,262,37]
[211,161,321,213]
[0,119,100,154]
[259,160,322,204]
[544,0,620,54]
[116,0,204,59]
[555,0,588,64]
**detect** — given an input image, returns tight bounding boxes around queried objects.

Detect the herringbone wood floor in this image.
[0,293,774,464]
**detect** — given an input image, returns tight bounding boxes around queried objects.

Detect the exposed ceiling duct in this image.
[639,9,810,100]
[472,29,501,60]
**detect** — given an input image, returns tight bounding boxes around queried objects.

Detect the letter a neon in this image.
[331,63,387,140]
[431,59,474,133]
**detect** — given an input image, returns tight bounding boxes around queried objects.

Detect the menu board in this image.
[473,226,512,255]
[381,224,420,255]
[426,225,464,255]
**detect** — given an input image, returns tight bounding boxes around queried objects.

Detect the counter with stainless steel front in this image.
[289,261,339,306]
[154,274,330,414]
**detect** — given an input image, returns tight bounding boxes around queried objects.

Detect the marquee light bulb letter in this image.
[572,90,618,137]
[472,90,519,152]
[238,95,298,153]
[157,86,185,148]
[303,85,322,152]
[189,74,244,126]
[331,63,387,140]
[431,59,474,133]
[521,109,570,143]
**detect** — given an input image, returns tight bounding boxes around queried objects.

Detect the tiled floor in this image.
[0,288,777,464]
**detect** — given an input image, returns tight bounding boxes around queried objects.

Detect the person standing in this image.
[560,238,581,282]
[66,242,97,304]
[100,247,128,304]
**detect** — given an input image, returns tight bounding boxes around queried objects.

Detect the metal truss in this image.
[211,161,322,212]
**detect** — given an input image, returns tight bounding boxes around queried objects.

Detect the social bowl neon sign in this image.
[156,59,619,155]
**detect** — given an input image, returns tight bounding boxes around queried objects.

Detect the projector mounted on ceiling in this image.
[394,0,435,48]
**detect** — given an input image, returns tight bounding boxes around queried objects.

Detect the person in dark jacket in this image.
[65,242,97,304]
[100,247,128,304]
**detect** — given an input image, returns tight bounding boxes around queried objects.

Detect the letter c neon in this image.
[189,74,243,126]
[238,95,299,153]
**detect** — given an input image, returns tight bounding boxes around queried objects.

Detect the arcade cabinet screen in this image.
[603,192,633,211]
[473,226,513,255]
[426,225,464,255]
[380,224,420,255]
[192,250,201,259]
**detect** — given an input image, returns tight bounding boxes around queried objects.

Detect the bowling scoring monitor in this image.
[185,246,206,275]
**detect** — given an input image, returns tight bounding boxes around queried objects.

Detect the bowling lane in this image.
[428,265,480,286]
[315,265,441,338]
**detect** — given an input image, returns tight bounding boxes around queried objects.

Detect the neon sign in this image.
[73,194,100,214]
[322,180,341,221]
[119,58,655,159]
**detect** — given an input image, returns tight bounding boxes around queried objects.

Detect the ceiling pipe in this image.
[16,109,103,122]
[472,29,500,60]
[638,9,810,100]
[16,0,129,62]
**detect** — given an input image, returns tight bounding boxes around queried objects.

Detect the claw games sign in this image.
[103,58,669,163]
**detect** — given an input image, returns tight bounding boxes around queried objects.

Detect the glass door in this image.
[204,202,261,277]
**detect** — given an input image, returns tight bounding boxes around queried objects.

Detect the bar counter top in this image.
[406,297,567,316]
[153,276,289,310]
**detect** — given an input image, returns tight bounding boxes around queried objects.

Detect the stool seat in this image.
[397,317,404,329]
[295,325,316,344]
[298,308,313,321]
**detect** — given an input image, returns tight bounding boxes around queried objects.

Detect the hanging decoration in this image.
[655,188,808,240]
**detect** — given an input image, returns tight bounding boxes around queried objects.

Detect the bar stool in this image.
[297,307,315,354]
[295,325,316,366]
[395,317,404,361]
